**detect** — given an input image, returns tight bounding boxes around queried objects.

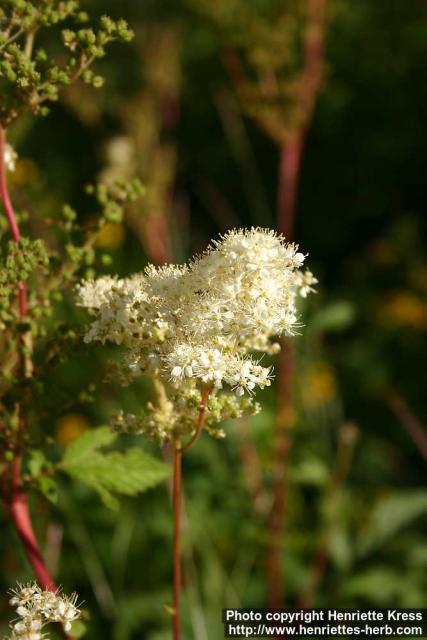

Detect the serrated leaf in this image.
[62,427,170,509]
[95,449,171,496]
[63,426,117,465]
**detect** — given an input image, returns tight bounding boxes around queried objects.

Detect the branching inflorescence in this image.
[77,227,317,444]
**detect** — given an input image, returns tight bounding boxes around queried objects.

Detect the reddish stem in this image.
[266,341,294,609]
[266,1,327,612]
[0,128,72,638]
[182,387,211,452]
[0,129,28,318]
[9,457,57,590]
[276,134,305,239]
[172,395,210,640]
[172,443,182,640]
[0,131,20,243]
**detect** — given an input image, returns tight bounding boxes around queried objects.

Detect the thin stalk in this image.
[0,128,73,638]
[172,391,210,640]
[172,442,182,640]
[276,134,304,238]
[182,387,211,452]
[266,0,328,610]
[0,130,21,243]
[0,129,28,317]
[266,341,294,608]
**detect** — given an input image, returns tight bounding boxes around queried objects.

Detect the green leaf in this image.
[343,567,406,603]
[329,527,353,572]
[291,456,330,487]
[62,427,170,509]
[359,490,427,555]
[28,449,48,477]
[63,426,117,465]
[27,450,57,503]
[39,476,58,504]
[310,301,356,333]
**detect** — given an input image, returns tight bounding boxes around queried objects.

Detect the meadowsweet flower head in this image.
[77,227,317,442]
[6,583,81,640]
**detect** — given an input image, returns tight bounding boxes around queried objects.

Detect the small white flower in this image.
[6,582,81,640]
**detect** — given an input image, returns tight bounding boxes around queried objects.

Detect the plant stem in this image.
[0,128,73,638]
[276,134,304,238]
[9,456,56,590]
[172,391,210,640]
[266,0,328,611]
[266,341,294,608]
[182,387,211,452]
[172,441,182,640]
[0,129,28,318]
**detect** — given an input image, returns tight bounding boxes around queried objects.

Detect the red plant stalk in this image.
[172,388,210,640]
[172,443,182,640]
[0,129,73,635]
[9,457,57,591]
[267,0,328,609]
[0,130,28,317]
[266,341,294,608]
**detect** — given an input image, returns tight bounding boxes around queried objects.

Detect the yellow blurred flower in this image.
[56,414,88,445]
[378,291,427,329]
[95,222,126,249]
[301,362,336,409]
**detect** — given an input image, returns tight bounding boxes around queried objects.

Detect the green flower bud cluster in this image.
[46,177,145,284]
[114,383,261,445]
[0,0,134,125]
[86,178,145,225]
[0,238,49,321]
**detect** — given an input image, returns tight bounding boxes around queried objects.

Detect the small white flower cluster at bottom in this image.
[6,582,81,640]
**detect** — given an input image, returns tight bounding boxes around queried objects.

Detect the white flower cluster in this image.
[77,228,317,398]
[4,144,17,172]
[7,582,80,640]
